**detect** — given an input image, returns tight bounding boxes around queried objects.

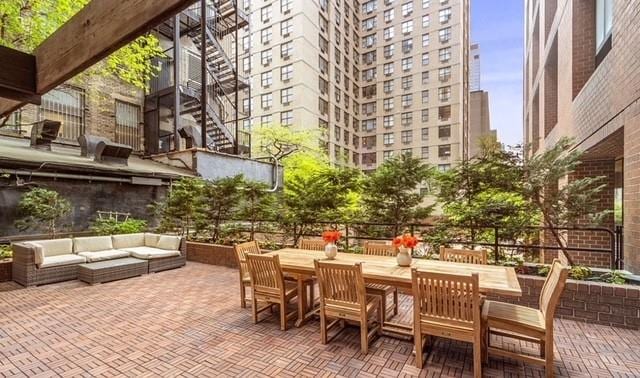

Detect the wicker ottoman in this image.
[79,258,148,284]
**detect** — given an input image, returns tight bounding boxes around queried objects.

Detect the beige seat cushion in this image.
[157,235,181,250]
[77,249,130,263]
[122,246,181,260]
[112,233,145,249]
[27,238,73,257]
[73,236,113,253]
[40,254,86,268]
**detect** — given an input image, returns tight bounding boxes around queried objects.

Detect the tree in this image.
[202,175,245,242]
[522,137,610,265]
[237,179,279,240]
[362,154,434,235]
[251,123,322,160]
[15,187,71,237]
[152,177,206,238]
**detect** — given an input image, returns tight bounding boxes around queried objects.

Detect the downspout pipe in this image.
[0,169,171,185]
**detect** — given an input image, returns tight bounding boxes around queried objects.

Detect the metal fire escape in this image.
[149,0,250,155]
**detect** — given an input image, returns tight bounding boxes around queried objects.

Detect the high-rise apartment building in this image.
[469,42,480,91]
[468,42,495,157]
[244,0,469,171]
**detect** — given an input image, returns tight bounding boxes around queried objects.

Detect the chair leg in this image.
[545,337,554,378]
[360,321,369,354]
[240,283,247,309]
[309,283,315,311]
[320,312,328,344]
[380,292,387,322]
[473,334,482,378]
[280,302,287,331]
[393,288,398,316]
[252,297,258,324]
[414,332,424,369]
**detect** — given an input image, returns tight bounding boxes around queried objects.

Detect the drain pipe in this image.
[266,153,280,192]
[2,169,137,184]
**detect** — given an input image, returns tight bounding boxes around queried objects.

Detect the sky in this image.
[471,0,524,146]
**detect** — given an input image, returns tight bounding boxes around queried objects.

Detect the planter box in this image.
[487,274,640,330]
[0,259,11,282]
[186,242,238,268]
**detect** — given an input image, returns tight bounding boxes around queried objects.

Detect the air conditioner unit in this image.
[283,102,290,106]
[283,33,290,38]
[284,9,291,14]
[283,55,290,60]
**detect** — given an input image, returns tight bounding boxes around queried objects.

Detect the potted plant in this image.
[393,233,418,267]
[0,245,12,282]
[322,230,341,260]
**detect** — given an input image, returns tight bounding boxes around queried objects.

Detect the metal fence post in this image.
[345,224,350,252]
[494,227,499,265]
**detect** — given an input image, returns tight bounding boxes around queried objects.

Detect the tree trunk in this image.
[535,196,575,266]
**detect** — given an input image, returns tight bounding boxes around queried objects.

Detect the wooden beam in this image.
[0,0,196,117]
[0,46,40,105]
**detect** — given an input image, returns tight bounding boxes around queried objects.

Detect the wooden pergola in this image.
[0,0,196,117]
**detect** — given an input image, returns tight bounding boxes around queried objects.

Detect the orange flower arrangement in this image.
[392,233,418,249]
[322,230,342,244]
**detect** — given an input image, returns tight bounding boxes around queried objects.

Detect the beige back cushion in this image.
[157,235,181,250]
[144,233,161,247]
[112,233,145,249]
[29,238,73,257]
[73,236,113,253]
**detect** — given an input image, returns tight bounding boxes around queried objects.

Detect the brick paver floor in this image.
[1,262,639,377]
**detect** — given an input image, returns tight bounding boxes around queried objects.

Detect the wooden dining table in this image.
[265,248,522,336]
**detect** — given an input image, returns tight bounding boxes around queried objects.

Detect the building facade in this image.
[523,0,639,272]
[467,42,495,157]
[244,0,469,171]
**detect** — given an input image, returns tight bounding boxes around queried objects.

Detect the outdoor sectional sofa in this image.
[12,233,185,286]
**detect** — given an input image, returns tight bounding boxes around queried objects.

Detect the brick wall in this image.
[186,242,238,268]
[487,275,640,329]
[571,0,595,99]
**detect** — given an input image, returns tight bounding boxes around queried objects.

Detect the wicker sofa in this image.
[12,233,186,287]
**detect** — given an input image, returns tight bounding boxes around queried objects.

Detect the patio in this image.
[1,262,639,377]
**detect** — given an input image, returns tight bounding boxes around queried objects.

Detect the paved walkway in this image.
[0,262,639,377]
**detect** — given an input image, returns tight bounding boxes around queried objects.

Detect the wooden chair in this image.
[314,260,382,354]
[362,241,398,322]
[482,259,569,377]
[233,241,261,308]
[299,238,326,251]
[245,253,299,330]
[440,246,488,265]
[412,269,483,377]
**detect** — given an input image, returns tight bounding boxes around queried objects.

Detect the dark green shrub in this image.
[91,218,147,236]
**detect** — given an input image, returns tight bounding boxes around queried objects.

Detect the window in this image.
[319,77,329,94]
[261,93,273,109]
[362,16,376,31]
[281,18,293,36]
[421,146,429,159]
[383,132,394,145]
[438,164,451,171]
[261,27,272,44]
[261,71,273,87]
[383,150,394,160]
[383,62,394,75]
[423,0,430,8]
[363,102,376,114]
[363,34,376,48]
[401,20,413,34]
[383,79,394,93]
[319,56,329,74]
[242,57,251,72]
[362,0,377,14]
[422,90,429,103]
[439,7,452,23]
[401,1,413,16]
[383,26,394,40]
[401,111,412,125]
[281,64,293,81]
[114,100,141,150]
[362,118,377,131]
[261,5,272,22]
[335,86,342,103]
[422,33,430,47]
[401,93,412,107]
[281,87,293,104]
[319,98,329,115]
[438,86,451,102]
[383,44,395,58]
[439,66,451,82]
[401,130,412,144]
[402,38,413,53]
[439,124,451,138]
[422,71,429,84]
[439,47,451,62]
[422,52,429,65]
[422,109,429,122]
[596,0,613,52]
[384,8,395,22]
[363,50,376,65]
[383,115,394,128]
[383,97,394,111]
[242,35,250,51]
[335,126,341,141]
[362,152,376,165]
[439,27,451,43]
[421,127,429,140]
[281,0,292,13]
[438,144,451,157]
[401,57,413,71]
[261,49,272,65]
[362,84,376,98]
[281,110,293,125]
[438,105,451,121]
[281,41,293,58]
[422,14,430,28]
[261,114,273,126]
[401,75,412,90]
[319,35,329,52]
[402,148,412,156]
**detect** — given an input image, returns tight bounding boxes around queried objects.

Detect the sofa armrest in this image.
[11,243,37,266]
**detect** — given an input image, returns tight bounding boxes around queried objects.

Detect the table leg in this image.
[295,276,308,327]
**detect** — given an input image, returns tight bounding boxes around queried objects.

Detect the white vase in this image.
[397,247,412,267]
[324,243,338,259]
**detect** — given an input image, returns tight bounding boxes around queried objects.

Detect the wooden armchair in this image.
[440,246,488,265]
[298,238,326,251]
[362,241,398,322]
[314,260,382,354]
[245,253,299,330]
[412,269,483,377]
[483,259,569,377]
[233,241,261,308]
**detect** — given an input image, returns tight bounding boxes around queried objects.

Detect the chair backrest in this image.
[539,259,569,325]
[439,246,488,265]
[314,260,367,313]
[246,253,285,297]
[234,241,261,277]
[363,241,397,257]
[299,238,326,251]
[412,269,481,330]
